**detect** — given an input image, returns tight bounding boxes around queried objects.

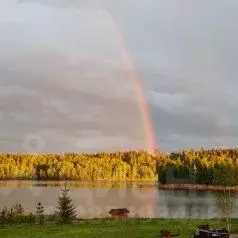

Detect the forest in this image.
[158,148,238,186]
[0,148,237,185]
[0,151,160,181]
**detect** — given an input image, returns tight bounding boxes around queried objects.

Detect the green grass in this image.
[0,218,237,238]
[232,219,238,233]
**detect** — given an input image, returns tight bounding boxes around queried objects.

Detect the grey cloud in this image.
[1,0,238,152]
[0,60,145,152]
[106,0,238,151]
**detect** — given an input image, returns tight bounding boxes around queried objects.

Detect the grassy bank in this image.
[0,218,237,238]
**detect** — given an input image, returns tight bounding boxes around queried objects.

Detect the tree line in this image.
[0,151,161,181]
[0,148,237,185]
[158,148,238,186]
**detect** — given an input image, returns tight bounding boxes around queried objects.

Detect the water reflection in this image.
[157,189,235,219]
[0,181,237,218]
[0,180,157,188]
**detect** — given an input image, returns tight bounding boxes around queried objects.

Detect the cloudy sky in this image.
[0,0,238,153]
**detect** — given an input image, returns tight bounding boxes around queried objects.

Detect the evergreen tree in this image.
[36,202,44,225]
[6,208,14,224]
[13,203,24,216]
[56,184,77,223]
[13,203,24,223]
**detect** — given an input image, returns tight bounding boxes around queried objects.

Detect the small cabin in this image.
[109,208,129,218]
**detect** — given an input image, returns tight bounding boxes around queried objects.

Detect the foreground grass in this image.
[0,219,237,238]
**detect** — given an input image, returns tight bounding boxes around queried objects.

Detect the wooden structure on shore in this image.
[109,208,129,218]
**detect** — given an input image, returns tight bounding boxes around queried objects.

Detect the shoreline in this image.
[0,180,238,191]
[159,184,238,191]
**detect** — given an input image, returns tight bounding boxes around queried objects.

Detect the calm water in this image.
[0,181,237,218]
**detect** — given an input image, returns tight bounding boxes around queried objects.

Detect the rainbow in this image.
[99,3,156,155]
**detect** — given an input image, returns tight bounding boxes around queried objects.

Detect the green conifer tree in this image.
[6,208,14,224]
[13,203,24,216]
[56,184,77,223]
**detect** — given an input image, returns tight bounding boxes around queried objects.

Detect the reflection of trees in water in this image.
[163,190,213,219]
[185,202,193,218]
[185,202,211,219]
[38,181,157,189]
[0,181,157,189]
[165,190,188,218]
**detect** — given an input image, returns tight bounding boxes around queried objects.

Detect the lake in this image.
[0,181,237,219]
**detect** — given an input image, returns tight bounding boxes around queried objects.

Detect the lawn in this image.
[0,218,237,238]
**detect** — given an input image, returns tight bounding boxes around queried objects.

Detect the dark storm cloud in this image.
[1,0,238,152]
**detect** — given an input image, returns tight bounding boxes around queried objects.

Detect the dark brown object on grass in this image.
[160,230,180,237]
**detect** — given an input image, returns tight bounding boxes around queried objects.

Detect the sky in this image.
[0,0,238,153]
